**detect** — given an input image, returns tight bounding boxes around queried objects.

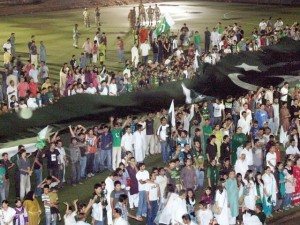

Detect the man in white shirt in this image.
[157,117,170,163]
[240,103,252,123]
[210,27,220,49]
[182,214,197,225]
[266,144,277,172]
[0,200,16,225]
[286,139,300,156]
[76,213,91,225]
[280,82,289,103]
[213,99,225,126]
[145,172,160,225]
[29,64,39,83]
[133,124,146,163]
[155,167,167,198]
[109,78,118,96]
[259,19,267,33]
[241,142,254,171]
[112,208,128,225]
[197,201,213,225]
[235,153,248,178]
[272,98,280,135]
[85,82,97,94]
[131,43,139,68]
[121,126,133,153]
[238,111,251,135]
[135,163,149,219]
[3,39,11,54]
[140,39,151,64]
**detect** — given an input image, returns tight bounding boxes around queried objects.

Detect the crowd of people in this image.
[1,2,300,225]
[1,82,300,225]
[1,5,300,113]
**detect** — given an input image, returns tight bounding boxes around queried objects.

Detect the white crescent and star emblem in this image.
[235,63,261,72]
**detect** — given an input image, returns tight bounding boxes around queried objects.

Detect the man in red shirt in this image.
[17,76,29,98]
[28,77,39,97]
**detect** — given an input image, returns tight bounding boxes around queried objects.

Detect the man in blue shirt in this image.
[255,104,268,128]
[100,125,113,172]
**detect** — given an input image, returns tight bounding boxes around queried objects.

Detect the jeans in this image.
[118,49,124,62]
[147,200,159,225]
[195,44,201,55]
[196,169,204,189]
[45,211,57,225]
[100,150,112,172]
[284,193,292,208]
[86,153,95,174]
[0,185,5,202]
[4,179,9,200]
[94,150,101,173]
[34,169,43,196]
[232,114,239,132]
[214,116,222,126]
[71,162,81,184]
[80,156,87,178]
[94,221,103,225]
[153,53,158,63]
[20,174,31,200]
[160,141,170,163]
[136,191,147,217]
[142,55,148,64]
[268,118,275,134]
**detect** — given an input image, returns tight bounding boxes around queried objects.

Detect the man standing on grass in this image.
[117,37,124,63]
[110,117,127,171]
[136,163,149,220]
[83,8,90,28]
[140,39,151,64]
[73,24,79,48]
[146,171,160,225]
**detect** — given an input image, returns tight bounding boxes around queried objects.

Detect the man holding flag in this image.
[154,13,175,38]
[157,100,175,163]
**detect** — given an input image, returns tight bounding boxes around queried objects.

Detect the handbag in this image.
[211,204,222,215]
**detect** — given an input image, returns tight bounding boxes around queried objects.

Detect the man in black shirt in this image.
[220,135,231,163]
[290,99,299,120]
[145,112,155,155]
[206,135,217,162]
[182,143,194,163]
[43,143,60,177]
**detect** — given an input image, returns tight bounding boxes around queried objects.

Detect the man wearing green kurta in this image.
[207,160,219,192]
[226,170,239,221]
[231,127,247,165]
[202,119,213,160]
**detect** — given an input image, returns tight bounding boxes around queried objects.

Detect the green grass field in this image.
[2,1,300,224]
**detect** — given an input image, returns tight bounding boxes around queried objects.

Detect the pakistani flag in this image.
[154,13,175,36]
[1,38,300,144]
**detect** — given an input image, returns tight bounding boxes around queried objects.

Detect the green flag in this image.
[154,13,175,36]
